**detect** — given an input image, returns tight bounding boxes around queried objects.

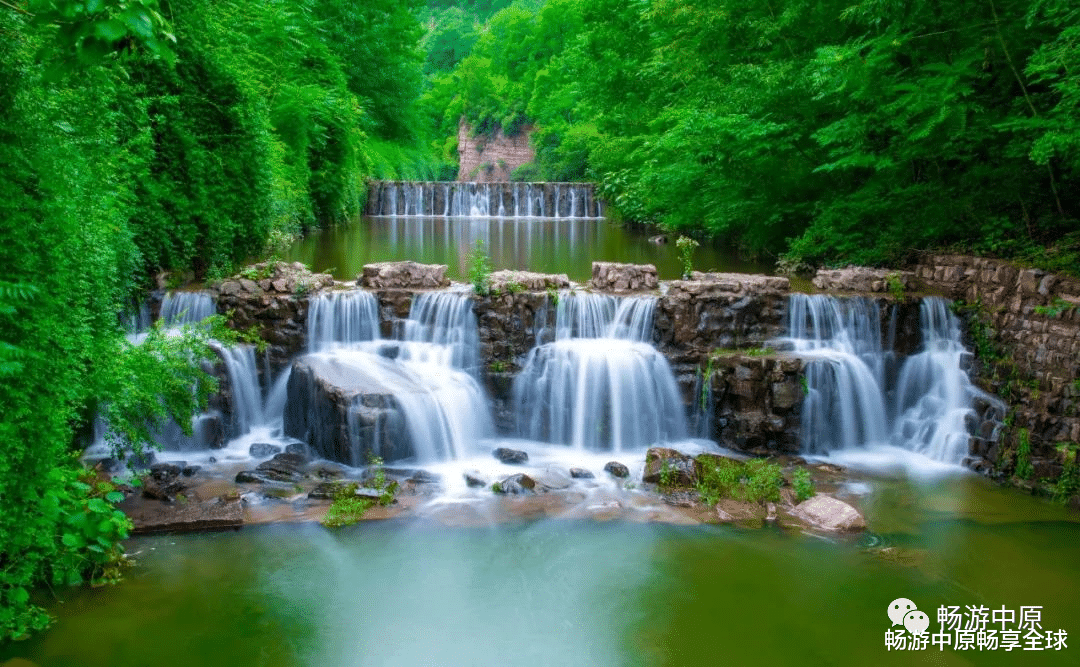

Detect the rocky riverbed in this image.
[101,444,870,536]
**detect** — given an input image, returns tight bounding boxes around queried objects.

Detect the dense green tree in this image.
[0,0,433,638]
[428,0,1079,267]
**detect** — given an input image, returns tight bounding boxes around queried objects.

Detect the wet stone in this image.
[181,465,202,477]
[464,471,488,488]
[249,442,282,458]
[493,447,529,464]
[255,452,310,483]
[235,471,268,484]
[284,442,311,457]
[569,468,595,479]
[142,478,185,502]
[494,473,536,495]
[150,462,183,482]
[604,461,630,478]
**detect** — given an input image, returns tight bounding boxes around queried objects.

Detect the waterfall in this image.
[307,290,380,351]
[784,295,890,453]
[160,291,215,327]
[213,343,265,437]
[289,289,492,464]
[891,298,988,463]
[365,182,604,218]
[514,292,687,452]
[784,294,991,465]
[400,289,480,372]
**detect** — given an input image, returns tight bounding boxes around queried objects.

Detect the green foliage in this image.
[321,483,374,528]
[467,239,493,295]
[1033,297,1075,318]
[47,464,132,588]
[0,0,431,639]
[1016,428,1034,480]
[658,460,677,491]
[695,457,784,506]
[743,459,784,504]
[675,236,699,277]
[365,455,400,507]
[792,467,816,503]
[886,273,906,301]
[425,0,1079,270]
[545,285,560,306]
[1054,447,1080,503]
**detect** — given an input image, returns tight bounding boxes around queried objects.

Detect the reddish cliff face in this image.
[457,119,535,182]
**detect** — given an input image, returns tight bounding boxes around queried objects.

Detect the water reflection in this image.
[283,216,771,282]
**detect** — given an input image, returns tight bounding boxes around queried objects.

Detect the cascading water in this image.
[513,292,687,452]
[891,298,991,463]
[288,289,492,464]
[784,294,992,465]
[213,343,265,437]
[365,181,604,218]
[400,289,480,373]
[307,290,380,350]
[160,291,215,327]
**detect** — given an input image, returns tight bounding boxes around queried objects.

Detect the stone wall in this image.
[913,255,1080,479]
[213,262,334,371]
[706,353,804,453]
[457,119,534,182]
[206,258,1080,479]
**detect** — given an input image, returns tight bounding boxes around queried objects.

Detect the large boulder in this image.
[791,495,866,532]
[589,262,658,292]
[359,261,450,289]
[283,356,412,466]
[642,448,696,487]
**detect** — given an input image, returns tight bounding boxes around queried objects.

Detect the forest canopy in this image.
[424,0,1080,270]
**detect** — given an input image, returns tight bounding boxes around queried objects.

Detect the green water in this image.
[5,474,1079,667]
[281,216,770,282]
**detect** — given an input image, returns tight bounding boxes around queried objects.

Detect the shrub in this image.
[792,467,816,503]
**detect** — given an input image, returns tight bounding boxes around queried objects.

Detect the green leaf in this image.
[93,19,127,43]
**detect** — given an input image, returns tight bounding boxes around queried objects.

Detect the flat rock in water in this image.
[792,495,866,532]
[604,461,630,478]
[255,452,309,482]
[284,442,311,457]
[569,467,595,479]
[129,497,244,535]
[359,261,450,289]
[493,447,529,464]
[308,482,345,500]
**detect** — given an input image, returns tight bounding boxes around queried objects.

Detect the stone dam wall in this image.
[200,258,1079,482]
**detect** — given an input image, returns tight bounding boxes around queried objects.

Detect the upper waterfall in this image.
[366,181,604,219]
